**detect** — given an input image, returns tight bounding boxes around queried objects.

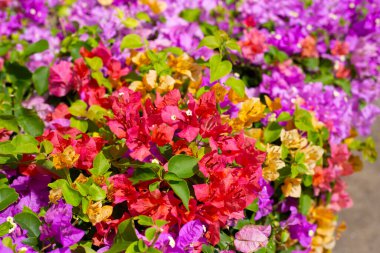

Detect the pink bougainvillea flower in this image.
[234,225,271,253]
[238,28,268,62]
[49,61,74,97]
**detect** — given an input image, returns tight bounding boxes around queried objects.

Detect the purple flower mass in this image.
[155,220,206,252]
[281,207,317,248]
[255,178,274,220]
[40,201,85,248]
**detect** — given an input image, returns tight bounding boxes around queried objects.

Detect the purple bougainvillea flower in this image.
[280,207,316,248]
[155,219,206,252]
[176,219,205,249]
[40,201,85,248]
[234,225,271,253]
[255,178,274,220]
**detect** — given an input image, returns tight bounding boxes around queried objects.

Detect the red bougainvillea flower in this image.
[105,88,266,245]
[37,127,105,170]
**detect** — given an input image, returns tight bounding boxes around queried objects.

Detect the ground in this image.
[335,118,380,252]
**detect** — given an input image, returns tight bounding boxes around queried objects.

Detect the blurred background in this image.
[336,118,380,252]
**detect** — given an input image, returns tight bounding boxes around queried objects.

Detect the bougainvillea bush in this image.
[0,0,379,252]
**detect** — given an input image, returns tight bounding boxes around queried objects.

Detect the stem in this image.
[63,168,72,184]
[41,243,52,252]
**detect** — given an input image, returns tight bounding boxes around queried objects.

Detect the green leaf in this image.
[0,45,11,56]
[72,245,97,253]
[87,105,108,122]
[0,222,12,236]
[291,163,308,177]
[40,140,53,154]
[15,106,44,137]
[123,18,139,29]
[168,155,198,179]
[168,179,190,210]
[121,34,144,50]
[202,245,216,253]
[2,237,16,251]
[245,199,258,212]
[32,66,49,95]
[125,241,140,253]
[69,100,88,117]
[61,181,82,207]
[198,36,221,49]
[163,47,184,56]
[130,168,158,185]
[21,236,38,247]
[24,40,49,57]
[48,179,66,189]
[294,152,305,164]
[302,58,319,70]
[145,227,156,241]
[89,184,106,201]
[146,248,162,253]
[209,55,232,83]
[149,181,161,192]
[136,12,151,22]
[294,108,314,132]
[263,122,282,143]
[225,77,246,97]
[0,115,19,132]
[225,39,241,53]
[106,218,139,253]
[14,211,41,237]
[85,57,103,71]
[299,192,313,215]
[335,78,352,95]
[5,62,32,81]
[70,118,88,132]
[155,219,168,227]
[137,215,154,226]
[180,8,201,22]
[277,112,292,122]
[303,175,313,187]
[90,152,111,176]
[0,188,19,211]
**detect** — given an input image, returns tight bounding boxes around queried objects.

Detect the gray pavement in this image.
[335,119,380,252]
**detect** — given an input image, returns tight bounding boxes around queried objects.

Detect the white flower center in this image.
[308,230,315,237]
[289,11,299,18]
[19,247,28,253]
[6,216,17,233]
[329,13,338,20]
[186,110,192,116]
[275,34,282,40]
[168,236,176,248]
[171,115,177,121]
[306,24,313,31]
[151,159,159,164]
[349,3,355,8]
[333,90,340,97]
[30,9,36,15]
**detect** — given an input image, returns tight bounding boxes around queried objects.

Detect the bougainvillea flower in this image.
[234,225,271,253]
[49,61,74,97]
[281,207,316,248]
[40,201,85,247]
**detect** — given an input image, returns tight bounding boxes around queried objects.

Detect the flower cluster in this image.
[0,1,379,253]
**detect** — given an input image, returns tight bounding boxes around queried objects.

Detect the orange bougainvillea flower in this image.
[52,146,80,170]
